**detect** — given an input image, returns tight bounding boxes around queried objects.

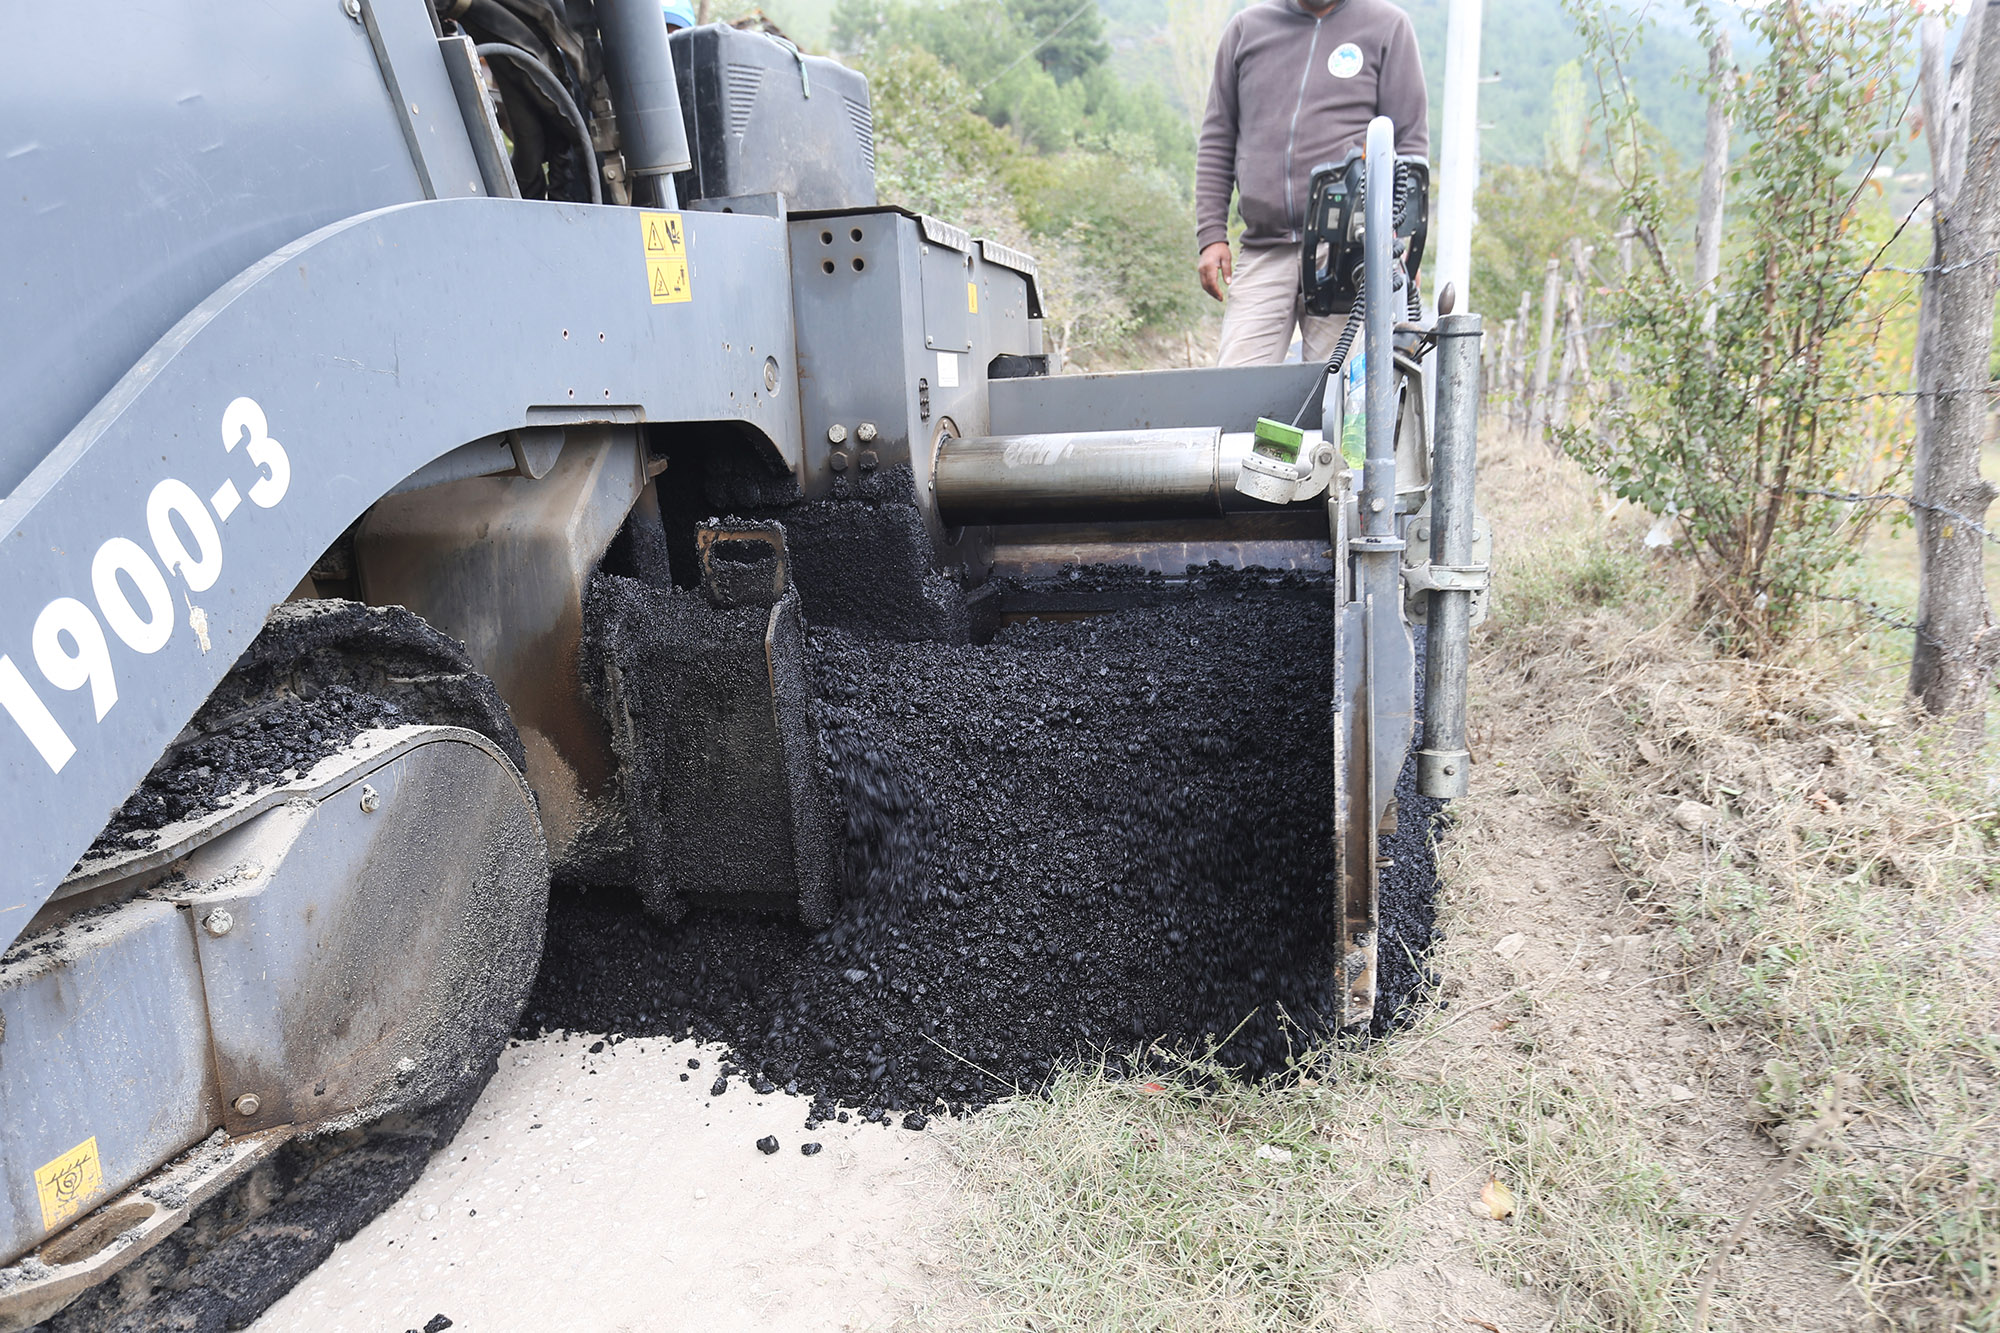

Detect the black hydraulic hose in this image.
[1293,270,1365,427]
[476,42,602,204]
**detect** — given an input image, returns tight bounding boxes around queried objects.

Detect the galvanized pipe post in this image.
[1418,312,1482,797]
[1358,117,1398,560]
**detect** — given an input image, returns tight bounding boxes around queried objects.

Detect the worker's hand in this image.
[1197,242,1233,302]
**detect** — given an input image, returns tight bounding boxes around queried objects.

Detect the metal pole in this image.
[1419,313,1482,798]
[1433,0,1484,313]
[1360,116,1398,551]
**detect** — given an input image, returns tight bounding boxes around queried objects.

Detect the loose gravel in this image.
[525,571,1441,1119]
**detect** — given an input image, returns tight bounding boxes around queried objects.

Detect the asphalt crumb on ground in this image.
[526,572,1441,1120]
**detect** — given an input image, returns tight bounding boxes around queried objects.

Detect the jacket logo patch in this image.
[1328,43,1364,79]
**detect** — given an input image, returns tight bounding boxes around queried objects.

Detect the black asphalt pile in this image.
[90,600,519,861]
[527,570,1441,1117]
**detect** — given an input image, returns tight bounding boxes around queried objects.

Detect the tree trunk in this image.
[1550,280,1578,429]
[1910,2,2000,733]
[1528,258,1562,445]
[1693,35,1732,305]
[1512,289,1533,426]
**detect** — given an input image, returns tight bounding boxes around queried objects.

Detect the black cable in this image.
[476,42,603,204]
[1292,287,1364,428]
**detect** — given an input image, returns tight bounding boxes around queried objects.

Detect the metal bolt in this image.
[1442,764,1457,776]
[857,449,879,471]
[1414,523,1430,541]
[342,0,361,17]
[233,1093,262,1117]
[1315,446,1335,467]
[203,909,233,938]
[763,357,780,394]
[829,451,850,472]
[826,423,848,445]
[856,422,879,443]
[1370,498,1386,513]
[359,784,380,813]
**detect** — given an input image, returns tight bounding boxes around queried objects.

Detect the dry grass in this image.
[933,426,2000,1333]
[1470,429,2000,1329]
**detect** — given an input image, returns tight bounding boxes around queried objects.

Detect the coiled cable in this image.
[476,42,602,204]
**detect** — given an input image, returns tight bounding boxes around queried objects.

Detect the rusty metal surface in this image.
[356,431,648,872]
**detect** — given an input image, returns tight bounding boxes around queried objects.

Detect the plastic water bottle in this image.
[1340,347,1367,470]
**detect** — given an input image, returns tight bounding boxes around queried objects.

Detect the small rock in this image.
[687,1058,701,1070]
[1672,800,1718,832]
[588,1040,605,1054]
[1669,1084,1697,1103]
[419,1203,439,1221]
[693,1189,707,1200]
[751,1077,776,1095]
[1494,932,1527,961]
[424,1317,453,1333]
[680,1073,689,1081]
[1253,1144,1293,1163]
[756,1135,780,1155]
[801,1142,823,1156]
[710,1077,729,1097]
[902,1112,928,1131]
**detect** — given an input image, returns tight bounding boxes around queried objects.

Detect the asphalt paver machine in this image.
[0,4,1484,1324]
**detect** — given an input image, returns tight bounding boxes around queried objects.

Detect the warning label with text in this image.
[640,211,692,304]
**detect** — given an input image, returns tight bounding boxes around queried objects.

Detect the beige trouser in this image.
[1215,242,1344,367]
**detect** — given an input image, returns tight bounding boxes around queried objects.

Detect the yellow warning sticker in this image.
[35,1137,104,1232]
[640,211,692,305]
[967,281,979,314]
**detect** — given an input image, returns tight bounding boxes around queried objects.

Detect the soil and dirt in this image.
[526,566,1441,1119]
[249,1034,955,1333]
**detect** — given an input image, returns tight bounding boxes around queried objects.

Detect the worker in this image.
[663,2,696,31]
[1194,0,1429,366]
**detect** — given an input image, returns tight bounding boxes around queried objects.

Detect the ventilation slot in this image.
[843,96,876,171]
[724,63,766,139]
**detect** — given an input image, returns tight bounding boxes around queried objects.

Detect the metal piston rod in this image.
[932,428,1331,526]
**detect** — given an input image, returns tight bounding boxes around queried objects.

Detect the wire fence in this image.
[1783,486,2000,547]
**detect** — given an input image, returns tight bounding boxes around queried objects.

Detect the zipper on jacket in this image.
[1283,17,1325,243]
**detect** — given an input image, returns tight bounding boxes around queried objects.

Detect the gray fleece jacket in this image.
[1195,0,1429,253]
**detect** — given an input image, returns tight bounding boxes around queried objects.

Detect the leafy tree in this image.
[1006,0,1110,84]
[1563,0,1922,646]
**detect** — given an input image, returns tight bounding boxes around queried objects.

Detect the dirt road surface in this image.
[250,1033,951,1333]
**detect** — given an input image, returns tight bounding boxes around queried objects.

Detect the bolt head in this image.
[233,1093,262,1117]
[829,451,850,472]
[203,909,234,938]
[342,0,360,16]
[1415,524,1430,541]
[1370,498,1386,513]
[826,423,848,445]
[856,421,879,443]
[857,449,879,471]
[359,784,380,813]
